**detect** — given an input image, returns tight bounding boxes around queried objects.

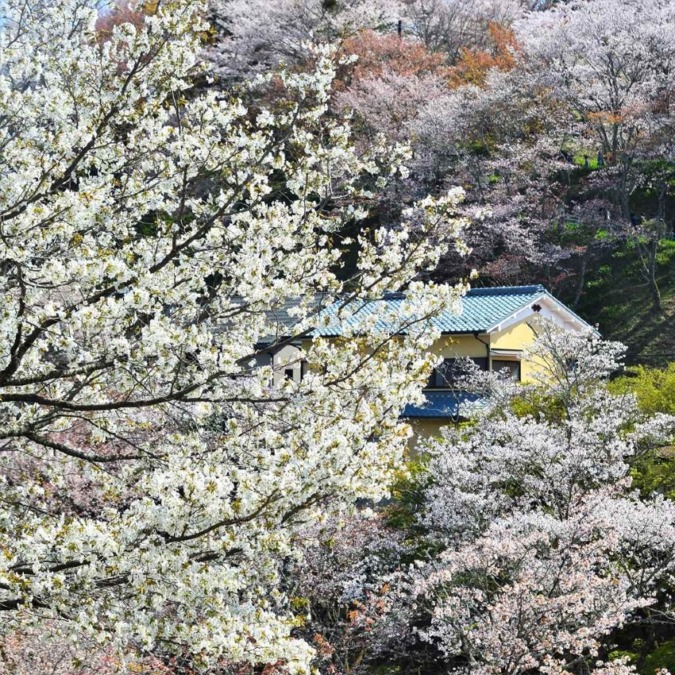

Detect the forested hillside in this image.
[0,1,674,674]
[213,0,675,364]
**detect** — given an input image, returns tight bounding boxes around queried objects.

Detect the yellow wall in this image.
[432,333,490,359]
[489,321,540,382]
[408,419,448,441]
[426,321,541,382]
[490,321,535,350]
[407,320,543,444]
[299,319,545,445]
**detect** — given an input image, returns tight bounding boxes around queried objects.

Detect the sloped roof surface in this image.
[311,285,551,337]
[265,295,328,331]
[402,391,482,419]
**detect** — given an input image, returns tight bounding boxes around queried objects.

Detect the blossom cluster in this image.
[0,1,470,670]
[416,323,675,673]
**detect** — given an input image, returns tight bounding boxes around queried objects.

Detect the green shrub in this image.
[610,364,675,499]
[644,638,675,674]
[629,447,675,500]
[609,363,675,416]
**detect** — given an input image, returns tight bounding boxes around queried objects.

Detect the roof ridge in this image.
[383,285,546,301]
[465,285,545,297]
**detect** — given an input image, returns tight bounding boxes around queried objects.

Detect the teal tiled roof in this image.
[311,285,574,337]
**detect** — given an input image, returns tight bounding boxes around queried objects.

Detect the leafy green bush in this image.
[609,363,675,416]
[644,638,675,674]
[628,447,675,500]
[657,239,675,266]
[610,365,675,499]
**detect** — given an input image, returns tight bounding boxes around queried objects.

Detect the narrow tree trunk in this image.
[648,244,662,313]
[572,245,591,310]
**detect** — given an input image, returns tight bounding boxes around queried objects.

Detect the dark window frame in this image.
[428,357,488,389]
[491,359,521,381]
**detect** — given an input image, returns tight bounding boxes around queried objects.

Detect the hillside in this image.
[574,244,675,367]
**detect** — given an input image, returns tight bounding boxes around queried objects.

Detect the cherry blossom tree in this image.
[207,0,529,82]
[206,0,405,79]
[334,31,451,144]
[96,0,147,38]
[330,26,565,285]
[334,22,521,146]
[508,0,675,308]
[410,65,577,284]
[285,511,415,674]
[517,0,675,166]
[415,323,675,673]
[403,0,526,57]
[0,623,172,674]
[0,0,471,670]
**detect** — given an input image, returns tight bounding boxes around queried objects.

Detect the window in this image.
[284,368,295,381]
[491,359,521,381]
[428,357,488,388]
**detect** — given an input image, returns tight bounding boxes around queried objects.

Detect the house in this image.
[257,285,592,438]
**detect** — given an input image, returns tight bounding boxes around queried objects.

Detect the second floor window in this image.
[491,359,521,381]
[429,357,488,388]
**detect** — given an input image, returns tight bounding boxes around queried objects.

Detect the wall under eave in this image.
[406,318,545,447]
[489,320,540,382]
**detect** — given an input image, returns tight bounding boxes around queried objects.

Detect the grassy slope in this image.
[574,250,675,367]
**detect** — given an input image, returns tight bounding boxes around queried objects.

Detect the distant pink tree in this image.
[517,0,675,163]
[335,30,451,143]
[410,66,576,285]
[403,0,526,55]
[0,622,171,674]
[287,511,415,674]
[515,0,675,308]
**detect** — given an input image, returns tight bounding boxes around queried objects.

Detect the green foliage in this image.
[643,638,675,674]
[468,139,492,156]
[597,303,625,324]
[134,210,161,238]
[134,210,179,239]
[563,220,581,233]
[385,457,430,532]
[385,457,444,562]
[510,391,567,423]
[289,595,310,613]
[608,649,638,667]
[629,447,675,500]
[609,636,675,675]
[610,365,675,498]
[367,666,403,674]
[573,152,599,170]
[609,364,675,416]
[656,239,675,266]
[573,236,675,367]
